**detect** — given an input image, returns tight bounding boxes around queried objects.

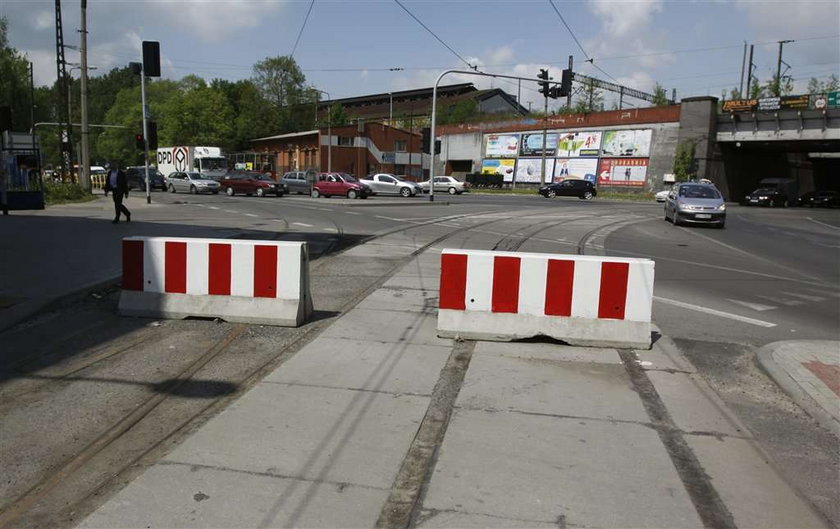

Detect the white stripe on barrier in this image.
[465,253,493,312]
[518,257,547,317]
[230,243,254,298]
[571,260,600,319]
[144,239,166,293]
[625,262,654,322]
[187,241,209,296]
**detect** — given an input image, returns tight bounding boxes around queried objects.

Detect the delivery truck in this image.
[156,146,228,180]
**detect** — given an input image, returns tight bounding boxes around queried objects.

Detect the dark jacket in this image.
[105,169,128,194]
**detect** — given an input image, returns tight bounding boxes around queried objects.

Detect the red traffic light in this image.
[135,133,145,150]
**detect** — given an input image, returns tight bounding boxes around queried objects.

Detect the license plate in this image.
[749,199,758,202]
[696,214,711,219]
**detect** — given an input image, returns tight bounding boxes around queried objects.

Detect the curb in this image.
[756,341,840,437]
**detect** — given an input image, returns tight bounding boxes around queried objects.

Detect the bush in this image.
[44,182,95,204]
[466,172,504,188]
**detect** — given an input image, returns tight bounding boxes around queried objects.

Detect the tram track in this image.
[0,205,653,529]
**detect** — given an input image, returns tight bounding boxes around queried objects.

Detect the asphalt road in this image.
[1,190,838,528]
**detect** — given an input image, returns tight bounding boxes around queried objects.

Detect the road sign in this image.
[828,91,839,108]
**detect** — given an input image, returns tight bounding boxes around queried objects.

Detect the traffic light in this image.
[135,133,145,151]
[538,69,550,97]
[142,41,161,77]
[558,69,573,97]
[421,127,431,154]
[146,121,158,150]
[434,139,441,155]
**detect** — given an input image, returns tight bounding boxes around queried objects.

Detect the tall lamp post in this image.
[315,89,331,173]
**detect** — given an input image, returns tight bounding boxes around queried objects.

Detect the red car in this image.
[311,172,372,199]
[221,171,287,197]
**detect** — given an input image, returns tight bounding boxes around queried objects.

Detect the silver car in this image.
[166,172,220,194]
[418,176,468,195]
[664,182,726,228]
[360,173,422,197]
[280,170,316,195]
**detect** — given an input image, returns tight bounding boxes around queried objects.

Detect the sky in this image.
[2,0,839,111]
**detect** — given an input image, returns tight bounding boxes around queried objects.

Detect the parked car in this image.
[744,187,788,207]
[664,182,726,227]
[126,166,166,191]
[165,172,220,194]
[280,170,316,195]
[538,179,597,200]
[360,173,422,197]
[221,171,287,197]
[655,190,670,202]
[796,190,840,208]
[418,176,469,195]
[312,172,372,199]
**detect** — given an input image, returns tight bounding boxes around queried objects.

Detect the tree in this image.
[321,103,348,128]
[437,99,479,124]
[673,141,696,182]
[0,16,35,131]
[651,83,669,106]
[808,74,839,94]
[162,83,234,147]
[573,78,603,113]
[251,55,316,132]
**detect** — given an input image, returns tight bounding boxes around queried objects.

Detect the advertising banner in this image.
[481,159,516,182]
[519,133,558,156]
[828,91,839,108]
[598,158,649,187]
[722,99,757,112]
[553,158,599,184]
[758,97,780,111]
[515,158,550,183]
[780,95,809,110]
[484,134,520,158]
[557,131,602,157]
[601,129,651,157]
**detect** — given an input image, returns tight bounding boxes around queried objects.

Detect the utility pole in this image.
[776,39,793,96]
[745,44,755,96]
[739,41,747,97]
[566,55,573,109]
[79,0,90,191]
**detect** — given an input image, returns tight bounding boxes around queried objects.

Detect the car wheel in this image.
[400,187,411,197]
[347,189,359,199]
[672,212,680,225]
[547,190,556,198]
[717,222,726,229]
[257,188,265,197]
[581,191,594,200]
[211,190,218,194]
[225,187,234,196]
[190,185,197,194]
[169,184,176,193]
[311,189,320,198]
[448,187,457,195]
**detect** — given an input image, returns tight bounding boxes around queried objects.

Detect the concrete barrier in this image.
[437,249,654,349]
[118,237,313,326]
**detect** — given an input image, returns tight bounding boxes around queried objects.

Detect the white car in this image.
[419,176,468,195]
[165,171,220,194]
[655,190,670,202]
[360,173,422,197]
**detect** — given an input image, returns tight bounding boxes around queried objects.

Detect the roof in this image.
[325,83,477,108]
[251,130,319,142]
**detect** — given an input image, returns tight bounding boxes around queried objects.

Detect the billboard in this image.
[553,158,599,184]
[598,158,649,187]
[481,159,516,182]
[484,134,520,158]
[519,133,558,156]
[557,131,602,157]
[601,129,651,157]
[515,158,550,183]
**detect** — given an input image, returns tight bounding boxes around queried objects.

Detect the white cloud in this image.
[734,0,839,40]
[144,1,286,42]
[588,0,663,38]
[33,10,53,30]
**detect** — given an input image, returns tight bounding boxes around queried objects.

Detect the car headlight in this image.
[718,203,726,211]
[759,196,767,200]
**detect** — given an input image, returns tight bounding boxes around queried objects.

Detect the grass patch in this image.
[44,182,97,205]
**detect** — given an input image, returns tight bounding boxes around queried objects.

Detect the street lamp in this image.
[315,89,331,173]
[776,40,794,96]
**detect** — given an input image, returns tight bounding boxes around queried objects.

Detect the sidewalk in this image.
[758,340,840,436]
[79,242,830,528]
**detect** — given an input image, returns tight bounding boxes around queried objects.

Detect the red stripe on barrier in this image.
[544,259,575,316]
[492,256,521,313]
[122,240,144,291]
[253,245,277,298]
[208,243,231,296]
[598,262,629,320]
[439,253,468,310]
[164,241,187,294]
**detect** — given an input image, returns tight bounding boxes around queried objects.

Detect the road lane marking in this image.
[345,211,361,215]
[754,294,805,306]
[654,296,777,327]
[323,227,337,232]
[207,206,219,210]
[781,291,826,302]
[807,217,840,230]
[224,210,238,214]
[726,299,776,311]
[292,222,313,227]
[244,213,258,218]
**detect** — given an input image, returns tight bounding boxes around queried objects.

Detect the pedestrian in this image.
[105,160,131,224]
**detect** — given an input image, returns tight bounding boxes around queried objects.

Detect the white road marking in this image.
[346,211,361,215]
[323,227,337,232]
[224,210,238,214]
[654,296,777,327]
[781,291,826,302]
[244,213,258,218]
[207,206,219,210]
[272,219,285,223]
[726,299,776,312]
[754,294,805,306]
[807,217,840,230]
[292,222,313,227]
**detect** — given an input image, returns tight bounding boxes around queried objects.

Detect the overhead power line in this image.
[392,0,478,71]
[290,0,315,59]
[546,0,619,83]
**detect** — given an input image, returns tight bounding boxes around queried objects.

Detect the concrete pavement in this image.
[79,233,830,528]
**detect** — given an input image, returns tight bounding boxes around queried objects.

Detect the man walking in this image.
[105,161,131,224]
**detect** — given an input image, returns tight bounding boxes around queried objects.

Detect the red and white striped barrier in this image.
[118,237,312,326]
[437,249,654,348]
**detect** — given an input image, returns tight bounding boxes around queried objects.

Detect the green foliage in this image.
[673,141,696,182]
[320,103,348,128]
[0,17,32,132]
[808,75,839,94]
[162,83,234,146]
[44,182,95,204]
[651,83,669,106]
[573,78,603,113]
[437,99,479,125]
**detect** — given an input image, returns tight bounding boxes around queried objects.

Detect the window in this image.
[380,175,395,184]
[338,136,353,146]
[394,140,407,152]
